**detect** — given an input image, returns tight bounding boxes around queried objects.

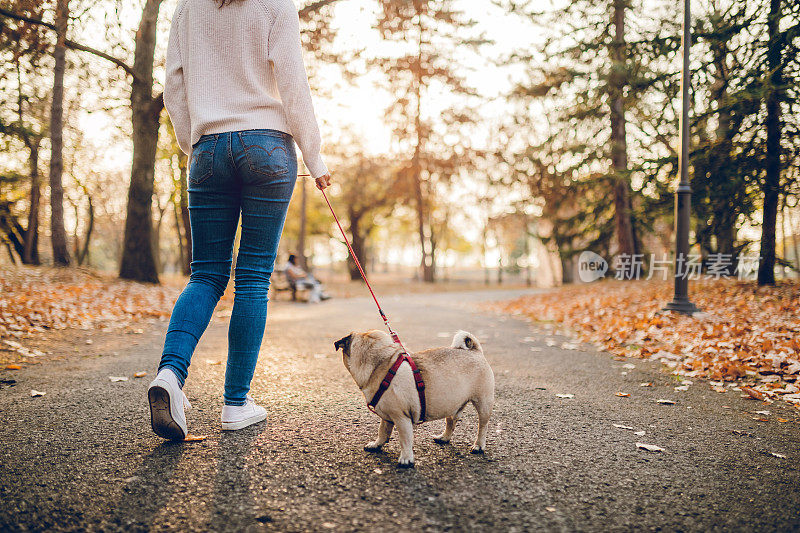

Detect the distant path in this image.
[1,289,798,531]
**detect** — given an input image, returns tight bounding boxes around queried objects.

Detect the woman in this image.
[283,253,331,302]
[148,0,332,440]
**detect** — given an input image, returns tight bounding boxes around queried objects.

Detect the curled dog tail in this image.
[451,330,482,352]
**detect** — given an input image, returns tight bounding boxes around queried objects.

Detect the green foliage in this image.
[502,0,800,281]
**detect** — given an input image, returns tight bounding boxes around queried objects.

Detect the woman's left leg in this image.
[159,134,241,386]
[150,133,240,439]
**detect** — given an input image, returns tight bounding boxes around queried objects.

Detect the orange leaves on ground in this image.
[0,267,178,361]
[494,279,800,406]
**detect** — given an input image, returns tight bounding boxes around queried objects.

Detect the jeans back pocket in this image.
[189,136,218,185]
[238,131,290,178]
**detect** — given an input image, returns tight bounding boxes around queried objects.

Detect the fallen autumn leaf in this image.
[741,386,765,401]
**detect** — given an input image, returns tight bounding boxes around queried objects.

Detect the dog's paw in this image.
[364,442,383,453]
[470,445,485,454]
[397,457,415,468]
[433,436,450,445]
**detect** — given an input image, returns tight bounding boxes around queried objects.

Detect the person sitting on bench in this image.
[283,254,331,303]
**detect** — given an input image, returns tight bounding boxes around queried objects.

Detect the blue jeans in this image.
[159,129,297,406]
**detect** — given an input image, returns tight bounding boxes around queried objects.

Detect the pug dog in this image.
[335,329,494,467]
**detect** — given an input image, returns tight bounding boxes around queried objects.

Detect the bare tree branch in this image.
[0,7,138,81]
[66,39,137,79]
[0,7,55,28]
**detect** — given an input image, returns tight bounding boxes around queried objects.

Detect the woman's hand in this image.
[315,173,332,191]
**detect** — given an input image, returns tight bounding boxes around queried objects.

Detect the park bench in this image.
[270,268,309,302]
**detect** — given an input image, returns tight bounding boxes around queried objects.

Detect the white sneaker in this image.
[221,395,267,431]
[148,368,191,440]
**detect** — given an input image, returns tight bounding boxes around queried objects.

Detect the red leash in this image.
[300,174,427,423]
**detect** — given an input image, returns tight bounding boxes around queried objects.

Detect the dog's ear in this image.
[334,334,353,355]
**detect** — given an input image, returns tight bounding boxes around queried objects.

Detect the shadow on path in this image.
[210,423,266,530]
[109,441,185,529]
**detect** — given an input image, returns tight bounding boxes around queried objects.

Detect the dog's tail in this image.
[451,330,482,352]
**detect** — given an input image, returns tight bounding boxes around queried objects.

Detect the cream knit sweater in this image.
[164,0,328,179]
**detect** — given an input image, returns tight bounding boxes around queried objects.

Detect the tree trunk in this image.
[153,198,167,275]
[706,34,739,276]
[482,221,490,285]
[413,166,432,281]
[713,221,738,276]
[347,208,367,281]
[497,256,503,284]
[412,132,434,281]
[4,241,17,264]
[49,0,71,266]
[759,0,782,286]
[173,195,185,272]
[178,151,191,275]
[609,0,635,259]
[297,175,308,270]
[413,12,434,283]
[23,143,40,265]
[780,198,789,278]
[1,207,27,260]
[790,207,800,276]
[427,221,437,282]
[77,196,93,266]
[119,0,164,283]
[523,216,532,286]
[560,253,575,284]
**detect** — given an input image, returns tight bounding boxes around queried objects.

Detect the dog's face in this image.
[334,333,353,369]
[334,330,393,377]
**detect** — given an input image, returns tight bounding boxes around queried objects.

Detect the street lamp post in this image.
[664,0,701,315]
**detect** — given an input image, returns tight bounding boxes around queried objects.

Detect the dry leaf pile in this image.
[0,267,178,359]
[494,279,800,405]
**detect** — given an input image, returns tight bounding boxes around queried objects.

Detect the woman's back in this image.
[165,0,328,179]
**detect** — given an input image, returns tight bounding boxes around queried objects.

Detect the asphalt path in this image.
[1,288,799,531]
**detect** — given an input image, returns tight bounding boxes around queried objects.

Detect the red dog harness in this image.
[367,350,427,424]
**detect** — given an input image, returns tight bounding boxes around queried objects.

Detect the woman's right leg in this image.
[223,130,297,407]
[158,134,241,387]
